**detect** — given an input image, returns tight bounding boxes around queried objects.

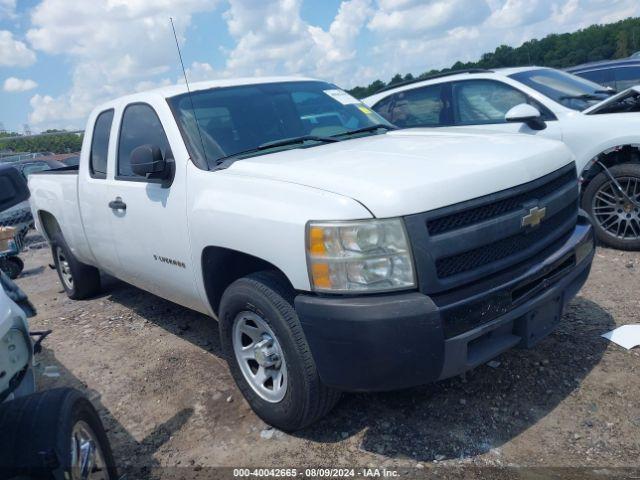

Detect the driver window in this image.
[452,80,529,125]
[117,103,171,179]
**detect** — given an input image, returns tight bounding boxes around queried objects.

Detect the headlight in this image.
[306,218,416,293]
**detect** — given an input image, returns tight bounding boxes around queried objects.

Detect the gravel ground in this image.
[12,244,640,479]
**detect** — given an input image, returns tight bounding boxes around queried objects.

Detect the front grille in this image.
[435,202,577,278]
[427,168,576,235]
[403,163,580,295]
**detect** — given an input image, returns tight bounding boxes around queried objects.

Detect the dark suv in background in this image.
[567,55,640,91]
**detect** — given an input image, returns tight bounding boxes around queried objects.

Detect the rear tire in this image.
[51,232,101,299]
[582,163,640,250]
[0,256,24,279]
[0,387,118,480]
[219,271,341,431]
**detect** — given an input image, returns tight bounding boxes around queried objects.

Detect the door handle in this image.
[108,197,127,211]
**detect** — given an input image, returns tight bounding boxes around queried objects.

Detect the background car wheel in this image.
[582,163,640,251]
[0,388,118,480]
[0,256,24,279]
[51,232,101,299]
[219,270,341,431]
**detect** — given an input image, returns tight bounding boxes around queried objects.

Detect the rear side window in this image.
[578,69,615,89]
[117,103,171,179]
[613,66,640,91]
[90,110,114,179]
[373,84,449,128]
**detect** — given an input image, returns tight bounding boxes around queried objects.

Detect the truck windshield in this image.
[167,81,392,169]
[510,69,613,111]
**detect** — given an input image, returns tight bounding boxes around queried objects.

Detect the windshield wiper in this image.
[215,135,339,165]
[333,124,398,137]
[257,135,340,150]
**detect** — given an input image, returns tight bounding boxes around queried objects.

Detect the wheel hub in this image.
[232,311,288,403]
[254,336,281,369]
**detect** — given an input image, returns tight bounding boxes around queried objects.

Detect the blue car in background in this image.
[567,55,640,92]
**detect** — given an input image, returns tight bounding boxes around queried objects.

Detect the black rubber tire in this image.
[50,231,101,299]
[0,256,24,279]
[582,163,640,251]
[219,271,341,431]
[0,387,118,480]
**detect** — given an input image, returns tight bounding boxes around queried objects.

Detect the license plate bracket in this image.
[515,295,563,348]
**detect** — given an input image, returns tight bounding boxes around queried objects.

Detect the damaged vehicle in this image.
[364,67,640,250]
[0,166,117,480]
[28,78,594,430]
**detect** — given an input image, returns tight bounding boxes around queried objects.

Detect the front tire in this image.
[582,163,640,251]
[219,271,341,431]
[0,388,118,480]
[51,232,101,299]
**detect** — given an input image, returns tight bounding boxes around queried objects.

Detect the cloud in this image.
[26,0,220,129]
[222,0,372,85]
[0,0,15,20]
[22,0,640,130]
[3,77,38,92]
[362,0,640,83]
[0,30,36,67]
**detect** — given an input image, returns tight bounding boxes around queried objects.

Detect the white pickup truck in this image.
[29,77,595,431]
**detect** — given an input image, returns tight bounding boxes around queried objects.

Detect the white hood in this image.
[225,129,574,218]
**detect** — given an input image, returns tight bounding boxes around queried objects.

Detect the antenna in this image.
[170,17,209,165]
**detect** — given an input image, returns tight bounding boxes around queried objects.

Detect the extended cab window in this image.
[90,109,114,179]
[373,84,450,128]
[117,104,170,179]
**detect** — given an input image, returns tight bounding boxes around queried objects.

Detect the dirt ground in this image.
[13,244,640,479]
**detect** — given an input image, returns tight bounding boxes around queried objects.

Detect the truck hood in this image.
[225,129,574,218]
[582,86,640,114]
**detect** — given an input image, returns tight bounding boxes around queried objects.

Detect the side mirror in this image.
[130,144,172,183]
[0,165,30,211]
[505,103,546,131]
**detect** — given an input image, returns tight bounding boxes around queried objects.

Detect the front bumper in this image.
[295,214,595,392]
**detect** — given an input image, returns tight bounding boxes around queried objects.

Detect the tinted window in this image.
[118,104,171,178]
[613,67,640,91]
[452,80,529,125]
[578,69,615,89]
[373,84,449,128]
[90,110,114,178]
[168,81,391,168]
[510,68,611,111]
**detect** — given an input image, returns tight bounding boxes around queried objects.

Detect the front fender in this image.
[186,166,372,310]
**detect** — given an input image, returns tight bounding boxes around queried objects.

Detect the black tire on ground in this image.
[0,387,118,480]
[0,256,24,279]
[51,231,101,299]
[219,270,341,431]
[582,163,640,251]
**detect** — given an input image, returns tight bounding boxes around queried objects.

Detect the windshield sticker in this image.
[323,89,360,105]
[358,105,373,114]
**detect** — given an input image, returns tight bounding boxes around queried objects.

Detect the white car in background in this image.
[364,67,640,250]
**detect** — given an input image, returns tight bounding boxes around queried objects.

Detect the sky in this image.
[1,0,639,133]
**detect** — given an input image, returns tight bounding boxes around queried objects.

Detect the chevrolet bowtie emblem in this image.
[522,206,547,228]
